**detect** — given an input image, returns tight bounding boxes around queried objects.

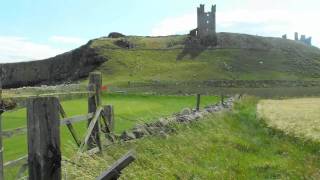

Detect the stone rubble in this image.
[119,96,236,141]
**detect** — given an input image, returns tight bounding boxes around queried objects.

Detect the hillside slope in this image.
[1,42,107,88]
[2,32,320,89]
[90,33,320,87]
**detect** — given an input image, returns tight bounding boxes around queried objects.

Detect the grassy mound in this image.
[88,33,320,89]
[65,97,320,179]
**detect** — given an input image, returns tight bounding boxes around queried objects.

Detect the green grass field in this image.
[64,97,320,179]
[2,93,219,163]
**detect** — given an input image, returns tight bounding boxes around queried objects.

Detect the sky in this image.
[0,0,319,63]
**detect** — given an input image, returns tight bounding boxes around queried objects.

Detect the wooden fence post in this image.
[27,97,61,180]
[102,105,114,133]
[101,105,115,142]
[196,94,201,111]
[221,94,224,106]
[58,103,81,147]
[88,72,102,150]
[0,78,3,180]
[96,151,135,180]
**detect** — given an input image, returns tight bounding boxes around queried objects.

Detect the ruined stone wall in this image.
[282,34,287,39]
[294,32,312,46]
[0,41,107,89]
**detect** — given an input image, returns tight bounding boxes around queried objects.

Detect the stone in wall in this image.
[118,96,237,142]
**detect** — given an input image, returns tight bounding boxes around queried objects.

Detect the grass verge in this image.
[64,96,320,179]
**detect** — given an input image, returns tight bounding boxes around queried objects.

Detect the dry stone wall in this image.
[119,96,236,141]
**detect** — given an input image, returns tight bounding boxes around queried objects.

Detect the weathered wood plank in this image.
[101,105,114,133]
[39,91,95,97]
[59,102,81,147]
[1,113,94,138]
[89,72,102,106]
[101,105,116,142]
[196,94,201,111]
[88,72,102,151]
[2,127,27,138]
[27,97,61,180]
[3,155,27,167]
[96,151,135,180]
[79,107,103,152]
[221,94,225,105]
[66,122,81,147]
[60,113,94,125]
[58,102,67,118]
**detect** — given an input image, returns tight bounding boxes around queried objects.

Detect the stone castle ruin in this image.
[294,32,312,46]
[282,32,312,46]
[196,4,216,38]
[190,4,217,45]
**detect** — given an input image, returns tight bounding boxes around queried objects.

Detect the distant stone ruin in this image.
[282,34,287,39]
[196,4,216,38]
[294,32,299,41]
[294,32,312,46]
[190,4,217,46]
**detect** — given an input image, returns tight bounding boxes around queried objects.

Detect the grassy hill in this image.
[87,32,320,88]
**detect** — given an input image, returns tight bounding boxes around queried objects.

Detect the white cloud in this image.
[49,36,86,45]
[150,1,320,46]
[0,36,65,63]
[151,13,196,36]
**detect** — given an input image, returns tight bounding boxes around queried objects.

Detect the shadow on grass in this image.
[176,36,218,60]
[176,38,208,60]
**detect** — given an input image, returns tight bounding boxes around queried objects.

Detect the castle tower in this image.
[294,32,299,41]
[197,4,216,38]
[305,37,312,46]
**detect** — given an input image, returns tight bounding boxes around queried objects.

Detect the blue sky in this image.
[1,0,319,62]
